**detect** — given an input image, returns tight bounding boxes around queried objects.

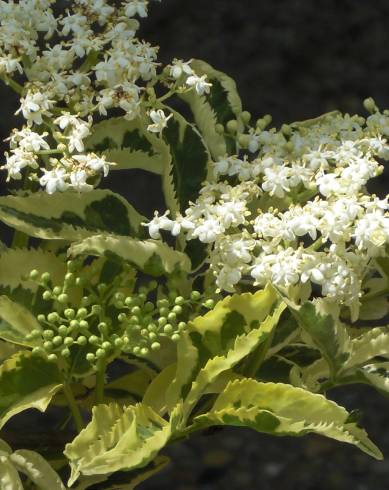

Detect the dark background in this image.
[2,0,389,488]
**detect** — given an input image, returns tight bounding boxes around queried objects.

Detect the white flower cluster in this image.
[145,109,389,317]
[2,114,115,193]
[0,0,212,192]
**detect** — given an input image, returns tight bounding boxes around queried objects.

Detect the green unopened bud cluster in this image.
[27,262,213,366]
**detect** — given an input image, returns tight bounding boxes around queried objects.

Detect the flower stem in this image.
[62,384,84,433]
[95,360,107,405]
[0,75,23,94]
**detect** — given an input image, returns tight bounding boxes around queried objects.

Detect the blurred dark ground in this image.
[2,0,389,488]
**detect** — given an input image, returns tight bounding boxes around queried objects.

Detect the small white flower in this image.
[40,168,68,194]
[147,109,173,133]
[124,0,149,18]
[170,59,193,79]
[69,170,93,192]
[186,74,212,95]
[143,211,173,239]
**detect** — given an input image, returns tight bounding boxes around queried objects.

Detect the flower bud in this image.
[58,293,68,304]
[241,111,251,124]
[151,342,161,351]
[58,325,68,336]
[77,335,87,346]
[47,312,59,323]
[41,272,51,283]
[64,308,75,319]
[29,269,39,280]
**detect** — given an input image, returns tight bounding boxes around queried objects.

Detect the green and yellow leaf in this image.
[68,234,191,276]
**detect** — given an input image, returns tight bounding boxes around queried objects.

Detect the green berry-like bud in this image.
[97,283,107,294]
[81,296,90,307]
[47,353,58,362]
[58,293,68,304]
[168,312,176,322]
[58,325,68,336]
[53,286,62,296]
[151,342,161,351]
[175,296,185,306]
[140,347,149,356]
[64,308,75,319]
[281,124,292,136]
[43,329,54,340]
[148,332,157,341]
[124,296,134,307]
[86,353,95,362]
[215,123,224,134]
[96,348,105,359]
[171,333,180,343]
[77,335,87,346]
[42,291,52,301]
[53,336,63,346]
[61,348,71,358]
[64,337,74,347]
[37,314,46,323]
[141,328,148,337]
[102,341,111,350]
[98,322,108,335]
[157,299,169,308]
[118,313,127,322]
[129,315,139,325]
[241,110,251,124]
[363,97,377,114]
[77,308,88,319]
[29,269,39,280]
[159,307,169,317]
[204,299,215,309]
[41,272,51,283]
[32,347,45,357]
[172,305,182,315]
[238,134,250,148]
[69,319,79,329]
[91,304,102,315]
[43,341,53,350]
[138,293,146,302]
[89,335,99,345]
[67,260,79,272]
[158,317,167,327]
[31,329,41,338]
[147,323,157,332]
[144,302,154,313]
[64,272,75,285]
[131,306,141,315]
[75,276,85,287]
[47,312,59,323]
[178,321,187,331]
[148,280,158,290]
[163,324,173,334]
[122,336,129,344]
[114,292,125,302]
[133,346,140,355]
[114,338,123,348]
[79,320,89,329]
[191,290,201,301]
[226,119,238,133]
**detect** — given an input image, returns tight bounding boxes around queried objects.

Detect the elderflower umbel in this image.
[145,109,389,318]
